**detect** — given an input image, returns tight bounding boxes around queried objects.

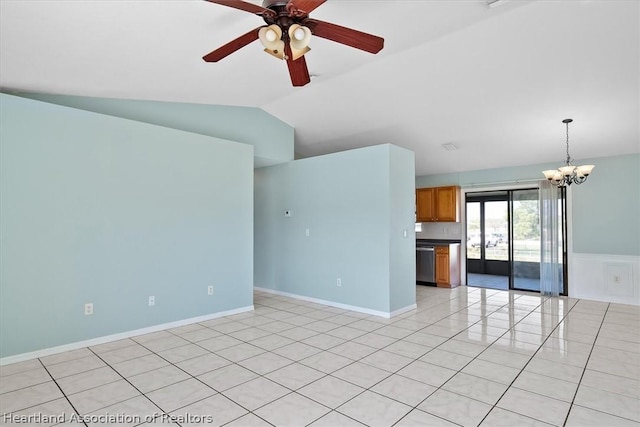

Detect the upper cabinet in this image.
[416,186,460,222]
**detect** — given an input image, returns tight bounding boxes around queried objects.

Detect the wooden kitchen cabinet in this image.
[416,186,460,222]
[435,244,460,288]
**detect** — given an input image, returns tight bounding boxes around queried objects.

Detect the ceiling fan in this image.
[202,0,384,87]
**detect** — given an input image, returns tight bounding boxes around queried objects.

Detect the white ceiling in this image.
[1,0,638,176]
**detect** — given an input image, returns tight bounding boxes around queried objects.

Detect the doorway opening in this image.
[465,188,567,294]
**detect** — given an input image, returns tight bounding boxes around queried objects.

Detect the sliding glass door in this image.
[466,187,567,294]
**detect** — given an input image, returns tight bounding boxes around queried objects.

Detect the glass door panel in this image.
[466,202,480,260]
[511,189,540,292]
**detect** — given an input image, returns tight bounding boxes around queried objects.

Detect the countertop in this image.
[417,239,461,245]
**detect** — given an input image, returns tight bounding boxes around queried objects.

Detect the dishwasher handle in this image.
[416,247,435,252]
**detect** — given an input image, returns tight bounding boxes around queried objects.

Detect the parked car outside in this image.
[470,234,499,248]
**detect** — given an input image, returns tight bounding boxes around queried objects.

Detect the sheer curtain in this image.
[539,180,562,296]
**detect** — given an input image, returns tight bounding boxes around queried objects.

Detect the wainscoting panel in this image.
[571,253,639,305]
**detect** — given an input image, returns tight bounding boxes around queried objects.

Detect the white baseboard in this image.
[254,287,416,319]
[0,305,254,366]
[570,253,639,305]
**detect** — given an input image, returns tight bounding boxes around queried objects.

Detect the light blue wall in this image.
[255,144,416,313]
[15,93,294,168]
[416,153,640,256]
[389,145,417,311]
[0,93,255,358]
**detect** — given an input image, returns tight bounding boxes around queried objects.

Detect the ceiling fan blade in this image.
[202,27,260,62]
[286,0,326,15]
[285,44,311,87]
[304,18,384,54]
[203,0,271,15]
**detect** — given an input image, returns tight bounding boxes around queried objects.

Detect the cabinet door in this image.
[435,186,460,222]
[435,249,450,285]
[416,188,435,222]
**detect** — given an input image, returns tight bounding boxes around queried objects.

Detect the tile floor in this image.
[1,286,639,427]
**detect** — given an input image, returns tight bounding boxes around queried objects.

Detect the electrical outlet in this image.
[337,278,342,287]
[208,285,214,295]
[614,275,621,284]
[148,296,155,306]
[84,303,93,316]
[305,228,310,237]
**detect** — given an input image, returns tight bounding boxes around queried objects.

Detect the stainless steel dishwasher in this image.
[416,244,436,284]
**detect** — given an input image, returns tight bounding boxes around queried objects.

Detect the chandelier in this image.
[542,119,594,186]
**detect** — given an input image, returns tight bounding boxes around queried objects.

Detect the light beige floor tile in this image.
[156,343,209,363]
[99,345,152,365]
[0,366,52,394]
[45,355,106,379]
[146,378,216,412]
[170,394,247,427]
[442,373,508,405]
[272,342,322,361]
[222,377,290,411]
[587,353,640,380]
[264,362,325,390]
[337,390,411,427]
[248,333,294,351]
[196,335,243,353]
[0,359,43,377]
[278,326,320,341]
[237,351,293,375]
[394,409,459,426]
[383,340,432,359]
[112,354,169,378]
[0,381,64,414]
[580,369,640,399]
[215,343,266,363]
[360,350,413,373]
[371,374,436,407]
[438,339,487,358]
[298,375,364,409]
[301,333,346,350]
[175,353,231,377]
[352,332,399,349]
[299,351,354,374]
[254,392,330,427]
[197,364,258,392]
[326,326,367,341]
[142,335,190,353]
[178,327,223,343]
[328,341,377,360]
[574,384,640,422]
[128,365,190,393]
[524,357,584,383]
[497,387,571,425]
[56,366,122,395]
[66,379,139,415]
[512,371,578,402]
[308,411,366,427]
[397,360,457,388]
[419,348,473,371]
[331,361,390,389]
[480,407,553,426]
[418,389,492,427]
[223,413,274,427]
[565,405,639,426]
[39,348,94,367]
[5,397,77,426]
[86,395,160,427]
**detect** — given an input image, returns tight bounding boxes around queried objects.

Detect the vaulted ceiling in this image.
[1,0,638,176]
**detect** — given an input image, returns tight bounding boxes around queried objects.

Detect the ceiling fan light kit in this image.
[542,119,595,186]
[202,0,384,86]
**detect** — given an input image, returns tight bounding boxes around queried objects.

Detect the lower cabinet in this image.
[435,245,460,288]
